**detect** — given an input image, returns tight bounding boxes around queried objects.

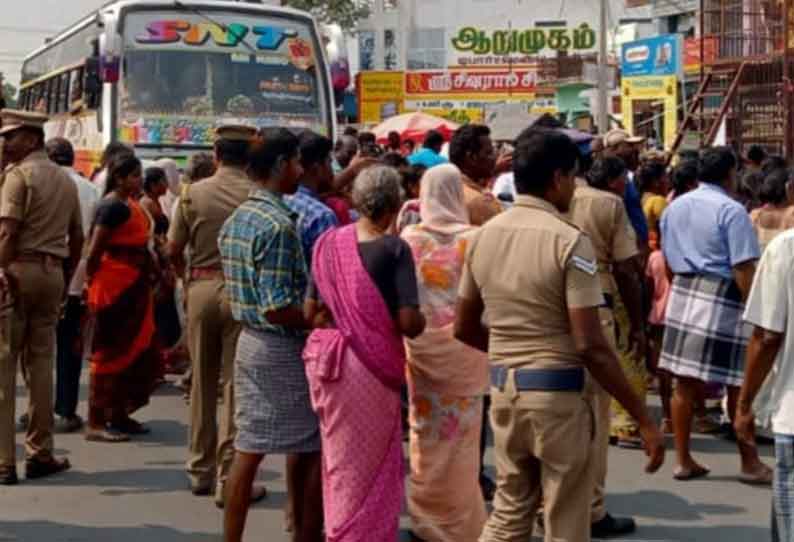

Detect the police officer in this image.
[566,156,647,538]
[454,128,664,542]
[0,110,83,485]
[167,125,266,506]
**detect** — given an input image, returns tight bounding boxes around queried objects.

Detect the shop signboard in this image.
[621,75,678,150]
[357,71,404,124]
[405,70,537,100]
[621,35,681,78]
[684,36,718,74]
[449,23,597,67]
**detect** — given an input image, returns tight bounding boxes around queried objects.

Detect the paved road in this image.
[0,377,775,542]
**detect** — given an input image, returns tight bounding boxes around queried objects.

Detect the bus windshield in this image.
[120,10,331,147]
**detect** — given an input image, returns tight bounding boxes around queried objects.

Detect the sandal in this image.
[739,466,773,486]
[85,428,130,443]
[114,418,150,435]
[673,465,710,481]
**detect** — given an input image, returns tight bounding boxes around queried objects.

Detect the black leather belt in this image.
[490,366,585,392]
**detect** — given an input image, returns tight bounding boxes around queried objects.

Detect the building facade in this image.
[351,0,655,127]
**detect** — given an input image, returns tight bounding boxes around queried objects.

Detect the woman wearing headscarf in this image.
[155,158,181,219]
[85,154,158,442]
[400,164,489,542]
[303,166,426,541]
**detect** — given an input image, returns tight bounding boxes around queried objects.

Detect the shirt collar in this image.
[513,194,561,216]
[698,182,728,196]
[216,164,247,177]
[297,184,319,198]
[21,150,48,164]
[249,187,294,216]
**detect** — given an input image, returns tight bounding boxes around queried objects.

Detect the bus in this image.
[17,0,336,177]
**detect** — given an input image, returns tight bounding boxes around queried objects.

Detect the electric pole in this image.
[597,0,609,134]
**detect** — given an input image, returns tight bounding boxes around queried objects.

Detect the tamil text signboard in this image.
[449,23,597,67]
[357,71,404,124]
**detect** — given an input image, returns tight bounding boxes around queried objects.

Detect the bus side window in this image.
[57,72,70,114]
[33,83,47,114]
[70,67,84,111]
[18,89,28,111]
[45,78,57,114]
[84,59,102,110]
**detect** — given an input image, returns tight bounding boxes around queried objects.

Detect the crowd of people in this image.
[0,103,793,542]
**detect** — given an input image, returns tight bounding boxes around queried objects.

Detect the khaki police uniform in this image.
[566,178,638,523]
[0,113,82,469]
[460,194,604,542]
[169,155,253,492]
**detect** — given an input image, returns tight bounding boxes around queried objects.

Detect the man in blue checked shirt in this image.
[284,132,339,267]
[219,128,323,542]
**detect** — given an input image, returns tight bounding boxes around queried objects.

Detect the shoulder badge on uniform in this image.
[180,182,197,227]
[571,255,598,276]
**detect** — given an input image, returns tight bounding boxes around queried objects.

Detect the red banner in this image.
[684,36,718,72]
[405,70,537,96]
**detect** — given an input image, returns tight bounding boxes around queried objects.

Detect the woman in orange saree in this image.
[85,154,158,443]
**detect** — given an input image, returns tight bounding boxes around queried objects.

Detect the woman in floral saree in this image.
[303,166,425,542]
[401,164,490,542]
[85,154,158,442]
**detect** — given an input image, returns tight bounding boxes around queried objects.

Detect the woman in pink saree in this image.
[303,166,426,542]
[401,164,490,541]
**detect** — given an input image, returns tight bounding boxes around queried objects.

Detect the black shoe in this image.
[190,483,214,496]
[591,513,636,538]
[0,466,18,485]
[57,415,84,433]
[479,474,496,502]
[25,457,70,480]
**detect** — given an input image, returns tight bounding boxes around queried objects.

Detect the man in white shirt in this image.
[737,229,794,541]
[491,171,516,209]
[45,138,99,432]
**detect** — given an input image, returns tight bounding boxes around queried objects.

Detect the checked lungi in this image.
[234,328,321,455]
[659,274,750,387]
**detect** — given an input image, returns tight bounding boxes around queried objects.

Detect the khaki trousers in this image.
[588,307,618,523]
[479,370,596,542]
[610,295,648,439]
[0,260,64,467]
[185,279,240,488]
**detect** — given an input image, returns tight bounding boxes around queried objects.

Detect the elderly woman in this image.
[303,166,426,541]
[401,164,489,542]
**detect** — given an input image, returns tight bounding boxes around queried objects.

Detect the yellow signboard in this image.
[416,108,485,125]
[621,75,678,150]
[357,71,404,124]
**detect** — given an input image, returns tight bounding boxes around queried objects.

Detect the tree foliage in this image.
[281,0,372,31]
[1,82,17,109]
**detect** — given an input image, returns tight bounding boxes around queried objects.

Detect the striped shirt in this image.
[218,188,307,336]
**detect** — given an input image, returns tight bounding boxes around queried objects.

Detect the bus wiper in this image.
[173,0,259,56]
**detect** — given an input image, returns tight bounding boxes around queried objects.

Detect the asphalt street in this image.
[0,377,775,542]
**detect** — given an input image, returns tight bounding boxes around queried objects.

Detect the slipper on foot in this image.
[673,465,710,481]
